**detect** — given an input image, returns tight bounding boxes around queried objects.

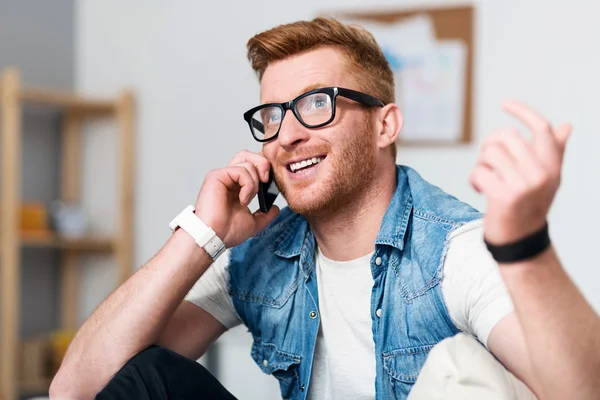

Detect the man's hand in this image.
[195,150,280,248]
[469,101,572,245]
[471,103,600,400]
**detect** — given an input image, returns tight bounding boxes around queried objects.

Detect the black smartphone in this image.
[258,167,280,213]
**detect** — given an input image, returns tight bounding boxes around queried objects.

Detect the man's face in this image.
[260,47,378,217]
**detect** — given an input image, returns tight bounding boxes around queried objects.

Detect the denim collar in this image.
[374,165,411,251]
[271,165,411,260]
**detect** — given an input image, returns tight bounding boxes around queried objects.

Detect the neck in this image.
[307,165,397,261]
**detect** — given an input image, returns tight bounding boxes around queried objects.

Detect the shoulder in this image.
[400,165,483,226]
[444,219,490,266]
[442,218,514,345]
[448,219,485,242]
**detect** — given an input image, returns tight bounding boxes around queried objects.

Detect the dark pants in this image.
[96,346,237,400]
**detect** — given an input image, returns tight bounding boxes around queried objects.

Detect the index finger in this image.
[501,100,559,163]
[502,100,553,134]
[228,150,271,182]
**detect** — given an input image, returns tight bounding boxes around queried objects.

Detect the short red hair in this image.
[246,17,395,105]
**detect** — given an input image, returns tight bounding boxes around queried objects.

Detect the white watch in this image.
[169,205,226,260]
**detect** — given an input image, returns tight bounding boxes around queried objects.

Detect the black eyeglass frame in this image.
[243,87,385,143]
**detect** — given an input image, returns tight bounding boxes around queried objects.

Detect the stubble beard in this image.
[277,116,376,218]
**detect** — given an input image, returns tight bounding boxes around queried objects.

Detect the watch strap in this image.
[169,205,226,260]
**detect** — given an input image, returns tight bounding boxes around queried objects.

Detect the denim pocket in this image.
[383,344,435,399]
[251,339,302,399]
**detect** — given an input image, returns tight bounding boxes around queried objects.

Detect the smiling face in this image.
[260,47,379,217]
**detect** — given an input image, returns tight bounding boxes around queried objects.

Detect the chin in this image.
[283,186,336,218]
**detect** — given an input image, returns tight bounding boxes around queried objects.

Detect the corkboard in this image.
[331,5,475,146]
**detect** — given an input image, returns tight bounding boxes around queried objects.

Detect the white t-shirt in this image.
[185,219,514,399]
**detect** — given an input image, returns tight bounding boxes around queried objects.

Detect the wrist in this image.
[167,228,214,274]
[169,205,226,261]
[484,221,551,264]
[193,209,223,239]
[193,208,227,244]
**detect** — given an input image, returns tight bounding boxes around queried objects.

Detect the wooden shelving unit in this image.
[18,377,54,397]
[0,68,135,400]
[19,233,116,252]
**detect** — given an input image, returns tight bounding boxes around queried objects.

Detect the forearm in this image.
[500,246,600,399]
[51,229,213,399]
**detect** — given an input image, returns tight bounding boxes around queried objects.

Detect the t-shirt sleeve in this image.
[184,250,242,329]
[441,219,514,348]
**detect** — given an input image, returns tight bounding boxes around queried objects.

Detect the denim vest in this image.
[227,165,483,399]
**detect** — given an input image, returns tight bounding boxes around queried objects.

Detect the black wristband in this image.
[484,222,551,263]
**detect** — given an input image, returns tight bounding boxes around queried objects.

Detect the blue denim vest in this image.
[227,165,483,399]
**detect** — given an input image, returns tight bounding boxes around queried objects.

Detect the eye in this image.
[314,98,327,108]
[311,94,329,108]
[259,107,281,125]
[299,93,331,113]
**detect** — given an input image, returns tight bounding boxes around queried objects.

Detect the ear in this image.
[376,103,403,151]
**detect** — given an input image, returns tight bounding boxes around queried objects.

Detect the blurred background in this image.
[1,0,599,399]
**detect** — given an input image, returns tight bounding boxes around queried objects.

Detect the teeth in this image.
[290,157,323,172]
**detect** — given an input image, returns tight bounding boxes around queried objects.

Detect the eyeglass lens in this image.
[250,92,333,141]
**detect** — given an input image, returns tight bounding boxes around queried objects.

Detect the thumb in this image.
[554,123,572,152]
[252,205,280,233]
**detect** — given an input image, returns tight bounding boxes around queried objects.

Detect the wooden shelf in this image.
[19,87,116,114]
[18,378,52,395]
[20,233,116,252]
[1,67,135,400]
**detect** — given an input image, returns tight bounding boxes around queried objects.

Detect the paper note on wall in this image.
[342,14,467,142]
[396,40,467,142]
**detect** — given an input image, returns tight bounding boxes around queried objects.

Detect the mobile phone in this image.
[258,167,280,213]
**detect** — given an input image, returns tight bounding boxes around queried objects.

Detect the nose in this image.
[277,111,311,150]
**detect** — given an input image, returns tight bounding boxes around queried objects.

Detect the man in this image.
[51,18,600,400]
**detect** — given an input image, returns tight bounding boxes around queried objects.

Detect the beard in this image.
[275,115,376,218]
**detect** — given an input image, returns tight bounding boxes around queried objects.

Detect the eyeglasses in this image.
[243,87,385,143]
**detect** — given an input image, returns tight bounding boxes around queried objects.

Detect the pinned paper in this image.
[343,14,467,143]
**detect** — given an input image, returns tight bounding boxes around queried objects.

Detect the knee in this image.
[96,346,179,398]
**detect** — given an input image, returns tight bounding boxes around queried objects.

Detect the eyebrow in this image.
[262,82,329,105]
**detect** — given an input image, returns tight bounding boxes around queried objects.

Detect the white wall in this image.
[76,0,600,398]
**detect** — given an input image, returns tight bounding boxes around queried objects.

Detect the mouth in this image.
[287,155,326,174]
